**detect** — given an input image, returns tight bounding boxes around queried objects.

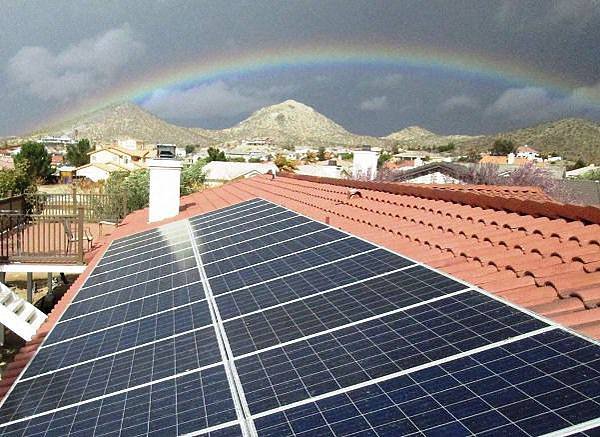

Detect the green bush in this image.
[181,160,206,195]
[0,161,35,198]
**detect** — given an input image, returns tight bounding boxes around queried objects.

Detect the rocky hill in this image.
[11,100,600,163]
[466,118,600,162]
[220,100,385,148]
[384,126,481,149]
[28,102,214,146]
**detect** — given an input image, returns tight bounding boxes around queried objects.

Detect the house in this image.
[391,162,470,184]
[202,161,277,186]
[567,164,597,178]
[76,147,150,181]
[516,145,540,160]
[38,135,76,147]
[0,172,599,435]
[296,160,347,179]
[0,155,14,170]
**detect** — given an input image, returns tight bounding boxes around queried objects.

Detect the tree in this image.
[0,161,35,197]
[185,145,195,155]
[391,144,399,155]
[181,160,206,195]
[457,149,481,163]
[304,151,317,164]
[273,154,298,172]
[567,158,586,171]
[66,138,91,167]
[317,146,326,161]
[490,139,516,156]
[14,141,52,181]
[206,147,226,162]
[377,152,392,169]
[437,142,456,153]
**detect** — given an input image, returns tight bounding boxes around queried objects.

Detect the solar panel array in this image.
[0,198,598,436]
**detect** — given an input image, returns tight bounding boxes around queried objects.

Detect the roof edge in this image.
[279,172,600,225]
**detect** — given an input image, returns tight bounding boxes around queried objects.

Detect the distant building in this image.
[76,146,150,181]
[515,145,540,161]
[391,163,470,185]
[39,135,77,147]
[203,161,277,186]
[296,161,347,179]
[240,138,273,147]
[566,164,596,179]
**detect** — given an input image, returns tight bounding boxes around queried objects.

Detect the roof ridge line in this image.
[278,173,600,224]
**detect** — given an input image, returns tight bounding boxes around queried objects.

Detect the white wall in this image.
[76,166,110,182]
[352,150,379,179]
[404,172,462,185]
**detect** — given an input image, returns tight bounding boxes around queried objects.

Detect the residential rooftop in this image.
[1,172,600,403]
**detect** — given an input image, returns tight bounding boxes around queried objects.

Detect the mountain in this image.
[467,118,600,162]
[384,126,480,148]
[29,102,215,146]
[12,100,600,163]
[219,100,384,148]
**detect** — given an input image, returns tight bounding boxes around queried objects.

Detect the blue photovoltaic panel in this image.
[61,268,202,321]
[223,266,469,356]
[0,366,239,437]
[234,291,548,415]
[23,300,213,378]
[215,248,416,320]
[203,228,344,278]
[208,237,375,295]
[1,197,599,437]
[253,329,600,437]
[0,328,222,424]
[200,218,322,264]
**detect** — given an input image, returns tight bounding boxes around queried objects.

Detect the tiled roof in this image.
[2,172,600,401]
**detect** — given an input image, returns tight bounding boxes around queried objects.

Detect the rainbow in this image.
[44,41,594,128]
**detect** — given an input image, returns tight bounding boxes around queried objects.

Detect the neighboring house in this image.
[75,162,131,182]
[391,162,470,184]
[296,161,346,179]
[39,135,76,147]
[76,147,149,181]
[516,145,540,160]
[566,164,597,178]
[53,165,77,184]
[202,161,277,186]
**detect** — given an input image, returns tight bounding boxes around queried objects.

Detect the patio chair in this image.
[63,219,94,254]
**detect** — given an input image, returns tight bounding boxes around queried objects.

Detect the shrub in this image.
[181,160,206,195]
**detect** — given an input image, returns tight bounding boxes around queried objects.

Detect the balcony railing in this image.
[0,208,85,264]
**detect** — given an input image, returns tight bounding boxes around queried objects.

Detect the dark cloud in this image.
[0,0,598,136]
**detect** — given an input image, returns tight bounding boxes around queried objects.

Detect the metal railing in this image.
[0,207,85,264]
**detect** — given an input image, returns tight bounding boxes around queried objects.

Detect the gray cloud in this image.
[141,81,294,120]
[6,24,144,101]
[439,95,480,113]
[368,74,404,89]
[359,96,387,111]
[483,87,595,124]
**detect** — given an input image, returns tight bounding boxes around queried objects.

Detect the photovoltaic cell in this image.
[203,228,342,278]
[0,366,239,437]
[215,248,415,320]
[24,300,213,378]
[235,291,548,414]
[223,266,468,356]
[43,296,212,346]
[253,329,600,437]
[61,269,202,321]
[0,329,222,424]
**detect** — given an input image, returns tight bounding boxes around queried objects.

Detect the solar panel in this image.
[0,197,598,437]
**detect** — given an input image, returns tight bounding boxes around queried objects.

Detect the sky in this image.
[1,0,599,137]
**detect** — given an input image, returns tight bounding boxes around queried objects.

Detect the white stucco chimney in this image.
[148,145,182,223]
[507,152,515,165]
[352,145,379,180]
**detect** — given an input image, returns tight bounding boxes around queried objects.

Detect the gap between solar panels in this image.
[0,197,597,436]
